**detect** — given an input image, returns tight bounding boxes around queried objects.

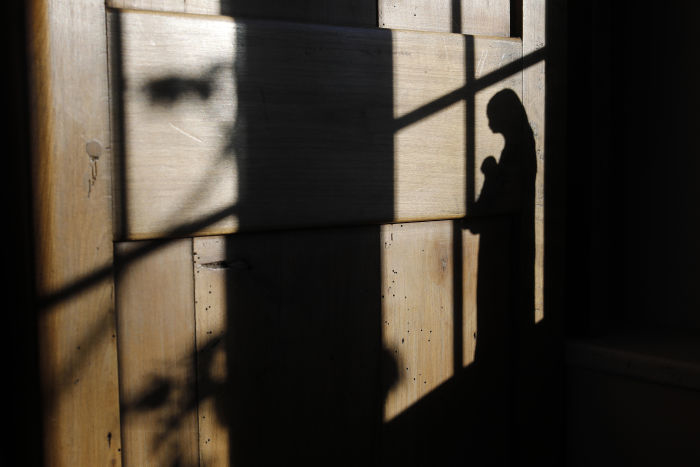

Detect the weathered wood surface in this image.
[380,221,455,421]
[380,218,512,465]
[28,0,122,465]
[115,239,199,466]
[192,236,229,466]
[192,227,383,465]
[108,0,220,14]
[189,219,516,463]
[110,9,522,239]
[107,0,377,26]
[378,0,510,36]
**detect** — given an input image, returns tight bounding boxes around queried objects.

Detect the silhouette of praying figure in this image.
[469,87,537,358]
[466,88,537,460]
[474,88,537,219]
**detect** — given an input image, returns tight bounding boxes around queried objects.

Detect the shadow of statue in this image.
[467,87,537,462]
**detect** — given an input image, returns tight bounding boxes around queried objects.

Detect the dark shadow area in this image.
[220,18,393,465]
[565,2,700,465]
[217,1,377,28]
[227,21,394,231]
[6,1,43,466]
[220,227,386,465]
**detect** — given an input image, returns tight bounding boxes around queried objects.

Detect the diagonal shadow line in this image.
[392,46,547,133]
[38,46,547,313]
[37,204,238,311]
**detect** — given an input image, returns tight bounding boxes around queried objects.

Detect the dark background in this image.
[566,2,700,336]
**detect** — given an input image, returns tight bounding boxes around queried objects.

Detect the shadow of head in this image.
[486,88,529,138]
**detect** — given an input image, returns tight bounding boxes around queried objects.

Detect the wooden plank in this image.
[27,0,122,465]
[381,221,468,420]
[192,227,383,464]
[110,10,522,239]
[106,0,377,27]
[115,239,199,466]
[523,0,545,323]
[192,236,229,466]
[379,218,511,465]
[378,0,510,36]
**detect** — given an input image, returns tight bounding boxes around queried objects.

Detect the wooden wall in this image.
[28,1,555,465]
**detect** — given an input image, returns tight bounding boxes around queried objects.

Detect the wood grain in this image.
[115,239,199,467]
[27,0,122,465]
[378,0,510,36]
[192,236,229,466]
[379,219,511,465]
[192,227,383,465]
[381,220,479,420]
[110,10,522,239]
[523,0,545,323]
[106,0,377,27]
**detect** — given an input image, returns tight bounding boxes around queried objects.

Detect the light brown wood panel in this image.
[192,227,383,465]
[115,239,199,466]
[27,0,122,465]
[108,0,189,13]
[378,0,510,36]
[106,0,377,27]
[380,218,512,465]
[110,9,522,239]
[192,236,229,466]
[381,221,457,420]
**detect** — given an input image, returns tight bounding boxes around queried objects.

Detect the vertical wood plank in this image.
[27,0,122,464]
[115,239,199,466]
[378,0,510,36]
[381,221,455,421]
[462,224,479,366]
[193,236,229,466]
[523,0,545,323]
[380,219,511,465]
[192,228,383,465]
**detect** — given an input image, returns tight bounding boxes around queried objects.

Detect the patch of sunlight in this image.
[380,221,478,422]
